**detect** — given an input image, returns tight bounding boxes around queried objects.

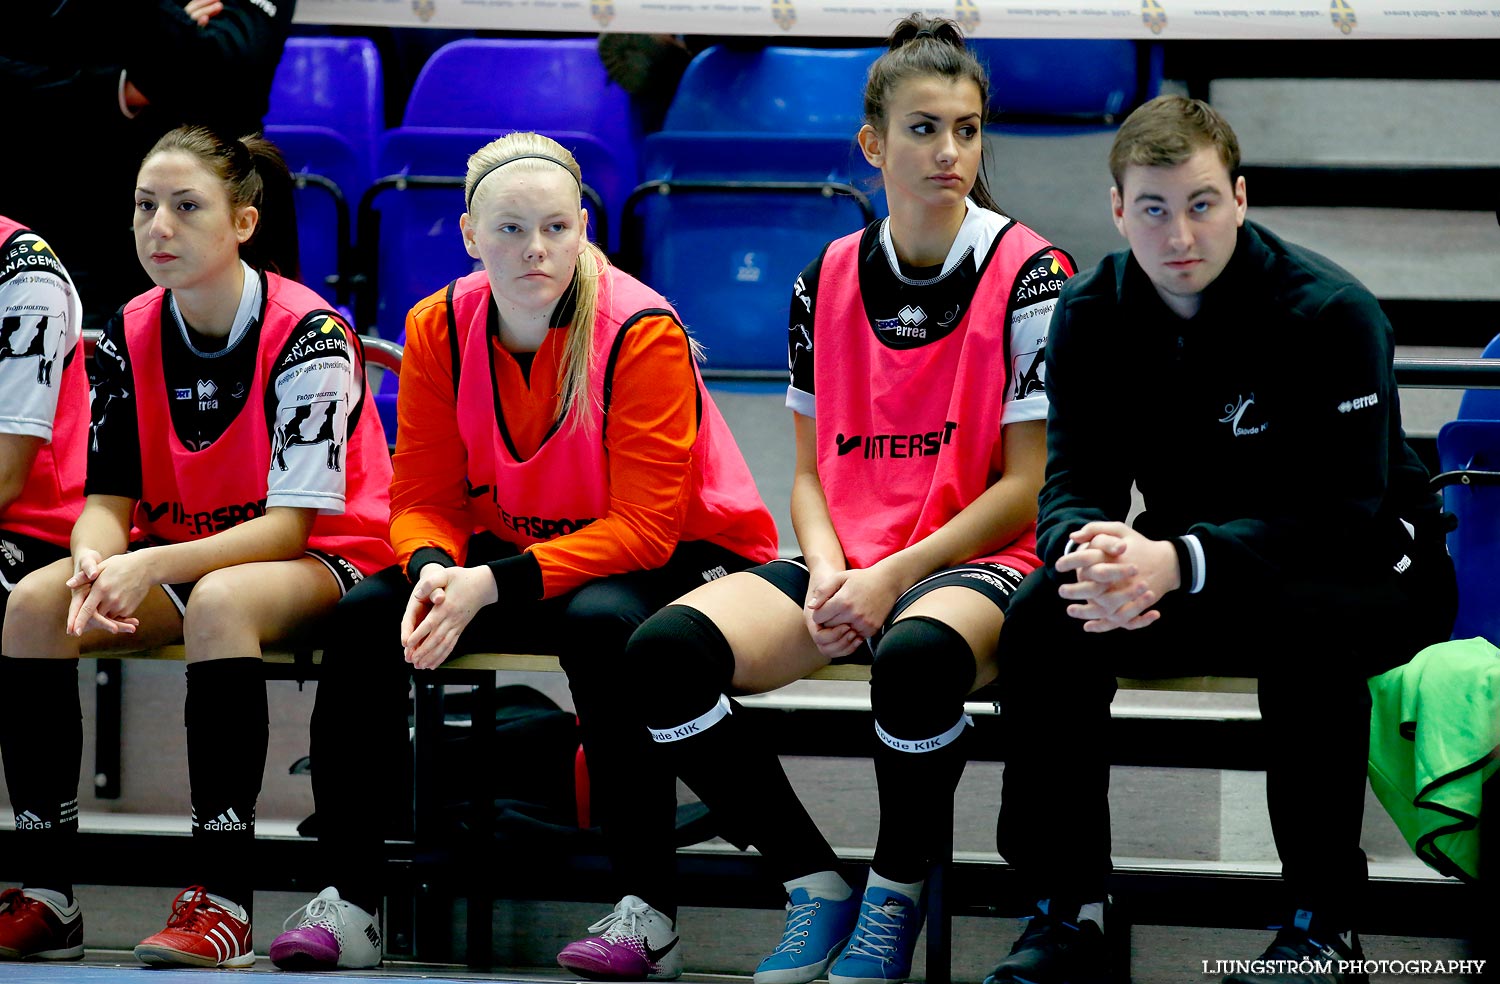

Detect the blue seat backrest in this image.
[268,37,383,180]
[641,132,872,185]
[1457,332,1500,420]
[267,38,383,301]
[968,39,1162,132]
[399,39,639,253]
[367,126,621,337]
[638,191,870,371]
[1437,418,1500,645]
[635,134,876,371]
[265,125,364,299]
[638,38,885,379]
[367,128,480,338]
[639,46,889,373]
[405,39,630,138]
[663,46,881,134]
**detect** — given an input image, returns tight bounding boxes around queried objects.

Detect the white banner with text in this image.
[294,0,1500,39]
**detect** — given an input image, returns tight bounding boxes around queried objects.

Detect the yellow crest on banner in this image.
[1330,0,1357,34]
[955,0,981,32]
[771,0,796,31]
[1142,0,1167,34]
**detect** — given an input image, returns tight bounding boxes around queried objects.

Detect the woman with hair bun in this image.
[615,14,1075,984]
[0,125,393,968]
[272,130,777,976]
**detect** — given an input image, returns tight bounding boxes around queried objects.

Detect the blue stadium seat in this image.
[630,132,876,371]
[968,39,1163,132]
[267,36,383,166]
[663,46,881,134]
[629,46,883,373]
[265,37,384,306]
[1436,418,1500,646]
[400,39,640,252]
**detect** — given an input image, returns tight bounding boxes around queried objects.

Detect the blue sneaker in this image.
[827,886,923,984]
[754,887,860,984]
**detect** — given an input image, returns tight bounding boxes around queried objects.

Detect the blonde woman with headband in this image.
[270,131,777,975]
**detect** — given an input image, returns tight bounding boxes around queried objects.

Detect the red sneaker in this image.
[133,886,254,968]
[0,889,84,961]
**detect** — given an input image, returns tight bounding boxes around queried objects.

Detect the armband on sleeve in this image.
[1170,535,1206,594]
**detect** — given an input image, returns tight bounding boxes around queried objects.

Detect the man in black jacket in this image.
[0,0,295,332]
[985,96,1457,984]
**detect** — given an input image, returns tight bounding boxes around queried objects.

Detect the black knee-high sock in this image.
[564,653,680,919]
[0,656,82,901]
[185,658,267,916]
[631,607,840,883]
[869,617,976,884]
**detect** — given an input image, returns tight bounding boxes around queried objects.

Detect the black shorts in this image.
[0,527,71,599]
[746,555,1027,660]
[152,546,366,617]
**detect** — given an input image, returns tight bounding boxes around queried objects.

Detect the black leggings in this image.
[309,534,759,918]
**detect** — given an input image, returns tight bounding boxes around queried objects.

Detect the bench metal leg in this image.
[925,794,955,984]
[383,889,417,958]
[412,677,453,961]
[93,658,123,799]
[466,674,497,969]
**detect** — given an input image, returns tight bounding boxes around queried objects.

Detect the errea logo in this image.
[874,305,929,339]
[1338,392,1379,414]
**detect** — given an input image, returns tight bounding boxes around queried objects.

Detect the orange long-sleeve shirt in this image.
[390,287,698,599]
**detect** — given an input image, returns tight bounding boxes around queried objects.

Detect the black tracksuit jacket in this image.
[1036,219,1443,604]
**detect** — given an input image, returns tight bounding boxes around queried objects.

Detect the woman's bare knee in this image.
[2,558,77,658]
[181,570,258,661]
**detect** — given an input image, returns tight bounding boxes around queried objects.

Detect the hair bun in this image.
[887,13,966,52]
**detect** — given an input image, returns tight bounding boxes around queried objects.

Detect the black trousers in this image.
[995,532,1457,927]
[309,533,758,915]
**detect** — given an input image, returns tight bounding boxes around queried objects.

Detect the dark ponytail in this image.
[884,12,968,51]
[865,13,1005,215]
[142,126,302,282]
[238,134,300,281]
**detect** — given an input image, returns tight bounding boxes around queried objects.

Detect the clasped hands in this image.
[401,564,500,669]
[1055,521,1181,633]
[802,561,905,660]
[65,549,153,637]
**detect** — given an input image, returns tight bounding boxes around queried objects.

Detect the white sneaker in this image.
[556,894,683,980]
[268,886,381,970]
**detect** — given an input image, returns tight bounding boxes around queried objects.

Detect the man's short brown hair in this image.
[1109,95,1241,192]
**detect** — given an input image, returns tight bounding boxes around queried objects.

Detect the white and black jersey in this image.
[88,263,363,514]
[0,229,82,442]
[786,204,1069,425]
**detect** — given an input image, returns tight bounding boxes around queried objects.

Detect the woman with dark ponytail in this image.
[614,13,1075,984]
[0,125,393,968]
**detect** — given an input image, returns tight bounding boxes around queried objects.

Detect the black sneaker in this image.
[984,901,1111,984]
[1221,927,1367,984]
